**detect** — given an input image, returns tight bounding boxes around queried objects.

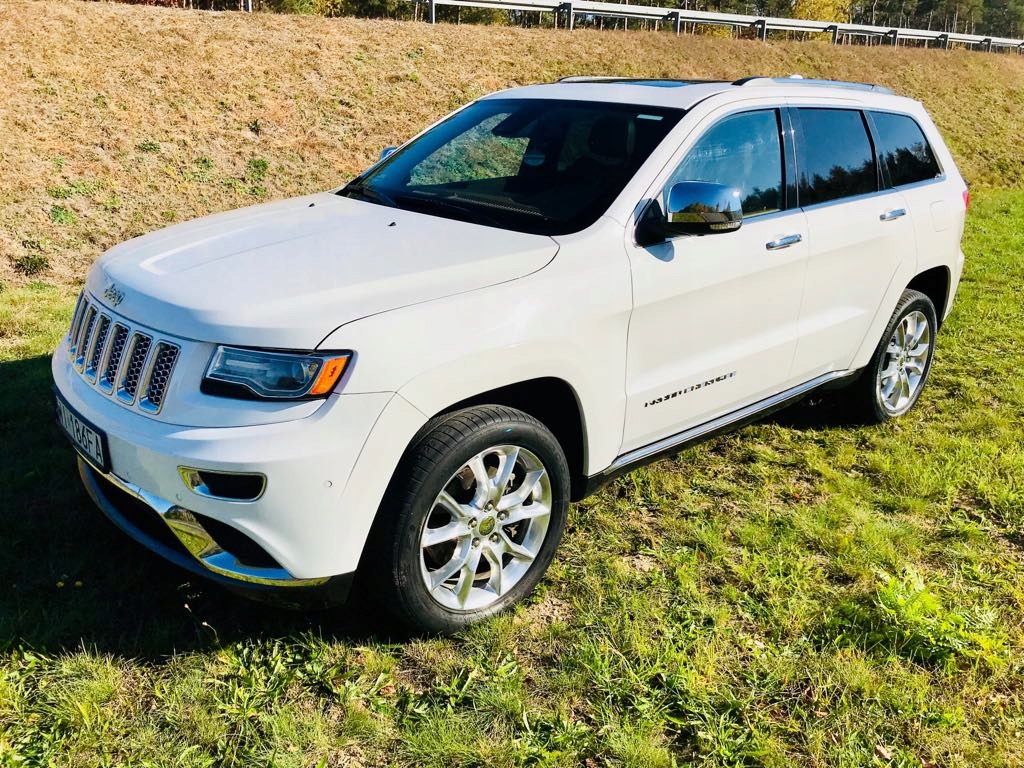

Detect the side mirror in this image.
[379,146,398,161]
[665,181,743,236]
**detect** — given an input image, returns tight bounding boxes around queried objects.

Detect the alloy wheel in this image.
[418,445,552,611]
[876,309,931,414]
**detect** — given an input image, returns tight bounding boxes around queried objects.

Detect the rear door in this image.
[788,105,918,380]
[867,109,958,317]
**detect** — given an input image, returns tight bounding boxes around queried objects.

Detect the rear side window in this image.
[795,108,877,207]
[870,111,942,187]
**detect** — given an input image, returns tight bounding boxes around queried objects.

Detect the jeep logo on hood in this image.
[102,284,125,308]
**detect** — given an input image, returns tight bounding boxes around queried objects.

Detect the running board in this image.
[579,370,856,498]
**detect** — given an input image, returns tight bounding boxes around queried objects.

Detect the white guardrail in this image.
[413,0,1024,52]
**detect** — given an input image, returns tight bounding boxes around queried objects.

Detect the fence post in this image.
[558,2,574,29]
[428,0,436,23]
[752,18,767,41]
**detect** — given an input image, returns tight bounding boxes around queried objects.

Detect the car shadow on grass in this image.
[764,390,862,431]
[0,355,392,659]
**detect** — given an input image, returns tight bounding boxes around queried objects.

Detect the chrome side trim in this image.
[78,458,327,588]
[605,370,853,474]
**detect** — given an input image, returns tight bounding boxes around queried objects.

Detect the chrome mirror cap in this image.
[666,181,743,234]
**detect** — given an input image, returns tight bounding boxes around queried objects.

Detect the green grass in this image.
[1,190,1023,766]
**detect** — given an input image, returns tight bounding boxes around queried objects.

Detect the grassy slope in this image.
[2,194,1022,768]
[2,3,1024,766]
[2,1,1024,284]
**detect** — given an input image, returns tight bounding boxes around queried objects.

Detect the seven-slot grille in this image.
[67,293,180,414]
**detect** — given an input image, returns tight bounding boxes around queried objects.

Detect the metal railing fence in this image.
[414,0,1024,53]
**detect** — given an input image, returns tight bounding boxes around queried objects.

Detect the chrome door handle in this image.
[880,208,907,221]
[765,233,802,250]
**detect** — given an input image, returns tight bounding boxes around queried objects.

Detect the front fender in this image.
[318,221,633,475]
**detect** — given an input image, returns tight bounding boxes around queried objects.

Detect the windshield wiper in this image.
[392,193,503,228]
[338,182,397,208]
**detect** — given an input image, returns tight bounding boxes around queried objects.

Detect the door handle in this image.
[880,208,907,221]
[765,233,802,250]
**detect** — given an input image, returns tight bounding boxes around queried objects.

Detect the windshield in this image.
[341,99,684,236]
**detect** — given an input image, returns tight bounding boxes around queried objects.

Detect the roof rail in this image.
[556,76,620,83]
[555,76,728,85]
[733,75,894,94]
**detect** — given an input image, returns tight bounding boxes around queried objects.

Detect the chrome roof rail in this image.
[733,75,894,94]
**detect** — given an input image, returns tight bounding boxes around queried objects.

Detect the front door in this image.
[622,107,809,453]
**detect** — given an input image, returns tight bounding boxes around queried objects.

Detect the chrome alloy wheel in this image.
[419,445,552,611]
[877,309,931,414]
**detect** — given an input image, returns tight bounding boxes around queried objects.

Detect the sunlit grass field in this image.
[1,192,1022,766]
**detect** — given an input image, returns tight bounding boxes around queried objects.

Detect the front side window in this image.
[870,111,942,187]
[343,99,684,236]
[665,109,784,218]
[796,108,877,207]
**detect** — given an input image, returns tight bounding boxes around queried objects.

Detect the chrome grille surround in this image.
[117,334,152,404]
[139,343,180,413]
[98,324,129,394]
[74,305,98,370]
[65,292,180,415]
[85,315,111,380]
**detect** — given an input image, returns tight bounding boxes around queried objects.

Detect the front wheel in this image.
[841,288,938,423]
[364,405,570,634]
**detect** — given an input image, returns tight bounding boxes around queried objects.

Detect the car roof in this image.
[482,76,912,112]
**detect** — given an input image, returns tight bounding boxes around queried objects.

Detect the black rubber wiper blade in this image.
[393,193,501,227]
[338,182,398,208]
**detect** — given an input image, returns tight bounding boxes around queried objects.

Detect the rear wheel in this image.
[841,288,937,423]
[365,405,570,634]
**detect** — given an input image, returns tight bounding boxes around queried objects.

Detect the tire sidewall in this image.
[392,415,570,633]
[870,293,938,420]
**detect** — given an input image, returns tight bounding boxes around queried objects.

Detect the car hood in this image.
[85,192,558,348]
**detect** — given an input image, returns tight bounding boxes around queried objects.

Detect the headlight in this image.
[202,346,352,400]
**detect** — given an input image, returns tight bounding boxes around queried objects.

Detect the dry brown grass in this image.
[2,0,1023,286]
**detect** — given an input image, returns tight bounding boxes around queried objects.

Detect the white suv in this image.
[53,76,967,632]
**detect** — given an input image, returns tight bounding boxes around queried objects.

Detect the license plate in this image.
[55,390,110,473]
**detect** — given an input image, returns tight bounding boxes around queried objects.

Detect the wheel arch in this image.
[907,265,951,327]
[431,377,590,501]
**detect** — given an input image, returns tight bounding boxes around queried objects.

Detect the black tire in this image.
[840,288,938,424]
[362,405,570,635]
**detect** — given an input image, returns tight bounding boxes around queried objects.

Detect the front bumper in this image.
[79,458,354,607]
[52,341,421,588]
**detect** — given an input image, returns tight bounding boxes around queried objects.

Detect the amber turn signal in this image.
[309,355,350,396]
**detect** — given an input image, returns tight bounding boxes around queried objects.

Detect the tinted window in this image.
[667,109,783,218]
[871,111,941,186]
[344,99,683,236]
[796,109,877,206]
